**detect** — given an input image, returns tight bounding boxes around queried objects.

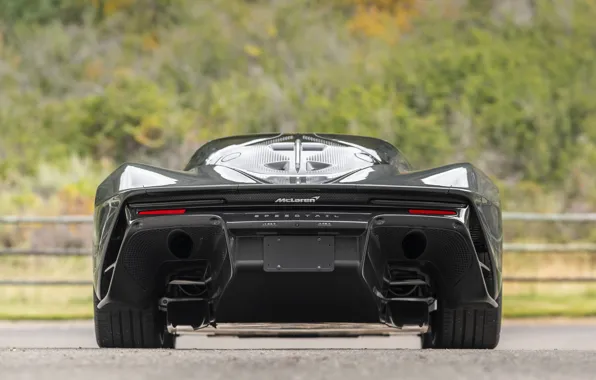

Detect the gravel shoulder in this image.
[0,349,595,380]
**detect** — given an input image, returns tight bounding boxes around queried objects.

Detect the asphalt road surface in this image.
[0,320,595,380]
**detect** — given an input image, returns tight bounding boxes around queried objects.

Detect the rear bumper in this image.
[96,212,497,327]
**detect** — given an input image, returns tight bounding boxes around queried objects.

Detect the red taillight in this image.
[138,209,186,216]
[408,209,457,216]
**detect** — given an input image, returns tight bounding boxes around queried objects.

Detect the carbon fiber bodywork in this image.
[92,133,502,331]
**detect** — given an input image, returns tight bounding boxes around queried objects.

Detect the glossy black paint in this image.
[92,133,503,323]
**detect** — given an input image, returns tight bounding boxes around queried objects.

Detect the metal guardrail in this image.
[1,212,596,223]
[0,248,91,256]
[0,280,92,286]
[2,243,595,257]
[3,212,596,223]
[503,212,596,222]
[0,212,595,285]
[503,243,596,252]
[0,215,93,224]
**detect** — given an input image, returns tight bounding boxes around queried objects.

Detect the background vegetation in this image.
[1,0,596,318]
[1,0,596,216]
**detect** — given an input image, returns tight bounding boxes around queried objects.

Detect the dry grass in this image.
[0,252,595,319]
[0,257,93,320]
[503,252,596,296]
[501,252,596,318]
[0,286,92,320]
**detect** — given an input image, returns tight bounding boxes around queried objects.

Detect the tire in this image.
[93,293,176,349]
[420,296,501,349]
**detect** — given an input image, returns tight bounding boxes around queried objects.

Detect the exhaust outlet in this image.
[167,229,194,259]
[402,230,427,259]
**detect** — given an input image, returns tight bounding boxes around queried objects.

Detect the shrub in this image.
[1,0,596,213]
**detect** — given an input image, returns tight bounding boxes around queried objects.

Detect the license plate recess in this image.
[263,236,335,272]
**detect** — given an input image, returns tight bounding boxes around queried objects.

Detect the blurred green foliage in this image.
[0,0,88,24]
[1,0,596,213]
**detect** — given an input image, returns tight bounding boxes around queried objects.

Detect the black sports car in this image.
[92,133,502,349]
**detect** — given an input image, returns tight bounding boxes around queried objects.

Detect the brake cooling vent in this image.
[373,227,473,285]
[467,209,498,297]
[422,229,473,283]
[468,211,493,273]
[120,226,223,291]
[469,212,488,254]
[121,228,172,290]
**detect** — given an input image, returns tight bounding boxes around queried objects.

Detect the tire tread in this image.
[93,293,175,349]
[422,297,501,349]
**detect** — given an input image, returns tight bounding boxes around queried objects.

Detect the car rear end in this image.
[93,185,501,348]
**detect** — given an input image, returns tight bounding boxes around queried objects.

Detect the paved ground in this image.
[0,321,595,380]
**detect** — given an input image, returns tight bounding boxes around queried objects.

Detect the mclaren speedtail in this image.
[92,133,502,349]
